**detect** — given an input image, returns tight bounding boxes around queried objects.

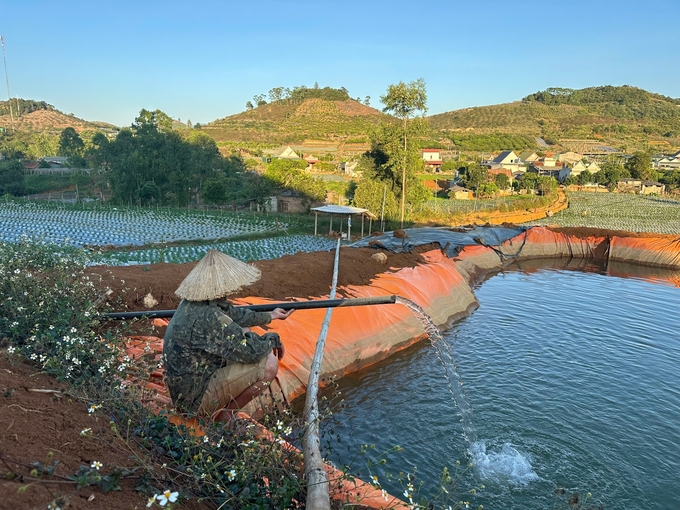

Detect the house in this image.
[570,161,600,178]
[303,154,319,171]
[22,161,40,172]
[421,149,443,172]
[617,179,665,195]
[262,146,301,162]
[557,151,584,166]
[518,151,539,164]
[527,161,570,183]
[340,161,360,177]
[275,189,308,213]
[488,168,512,179]
[484,150,524,173]
[448,185,472,200]
[656,156,680,169]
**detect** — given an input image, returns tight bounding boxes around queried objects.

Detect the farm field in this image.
[0,201,287,246]
[95,235,338,265]
[528,192,680,234]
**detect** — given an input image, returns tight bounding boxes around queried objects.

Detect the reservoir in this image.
[320,262,680,509]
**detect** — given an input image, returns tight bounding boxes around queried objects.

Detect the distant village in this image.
[254,142,677,201]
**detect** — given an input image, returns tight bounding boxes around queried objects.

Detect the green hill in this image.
[204,97,389,145]
[428,85,680,151]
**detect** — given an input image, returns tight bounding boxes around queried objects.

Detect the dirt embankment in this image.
[90,245,435,313]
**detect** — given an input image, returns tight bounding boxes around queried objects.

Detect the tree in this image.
[132,108,173,133]
[625,151,652,180]
[494,173,510,190]
[58,127,85,159]
[477,182,498,198]
[380,78,427,227]
[462,163,488,190]
[0,159,25,196]
[364,96,371,106]
[578,170,593,185]
[353,179,399,221]
[245,101,254,110]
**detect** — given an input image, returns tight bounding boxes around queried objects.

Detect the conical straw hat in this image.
[175,249,261,301]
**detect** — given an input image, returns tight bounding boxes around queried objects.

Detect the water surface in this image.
[316,264,680,509]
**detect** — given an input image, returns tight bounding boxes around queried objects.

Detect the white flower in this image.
[91,460,102,470]
[10,321,18,328]
[227,469,236,481]
[146,496,156,508]
[81,428,92,436]
[382,489,388,501]
[70,327,77,333]
[7,346,15,354]
[156,490,178,506]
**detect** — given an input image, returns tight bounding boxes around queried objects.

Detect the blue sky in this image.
[1,0,678,127]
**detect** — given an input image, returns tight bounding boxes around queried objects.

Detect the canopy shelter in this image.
[310,205,375,241]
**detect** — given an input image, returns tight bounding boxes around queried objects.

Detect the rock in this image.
[143,293,159,309]
[371,252,387,264]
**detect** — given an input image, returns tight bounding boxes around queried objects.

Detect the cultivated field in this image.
[0,201,287,246]
[528,192,680,234]
[95,235,337,265]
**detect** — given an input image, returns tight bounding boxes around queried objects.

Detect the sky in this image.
[1,0,679,127]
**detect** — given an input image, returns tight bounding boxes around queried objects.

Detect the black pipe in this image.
[104,295,397,320]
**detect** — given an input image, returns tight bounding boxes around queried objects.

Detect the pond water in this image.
[315,261,680,509]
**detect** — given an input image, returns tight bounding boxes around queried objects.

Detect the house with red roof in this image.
[421,149,443,172]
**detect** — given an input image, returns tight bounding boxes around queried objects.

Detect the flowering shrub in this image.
[135,411,305,508]
[0,237,122,385]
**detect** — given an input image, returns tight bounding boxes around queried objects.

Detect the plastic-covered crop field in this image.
[93,235,338,266]
[528,192,680,234]
[0,201,286,246]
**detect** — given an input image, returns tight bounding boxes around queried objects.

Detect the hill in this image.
[428,85,680,151]
[0,99,102,134]
[204,97,389,145]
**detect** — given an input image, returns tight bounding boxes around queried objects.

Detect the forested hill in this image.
[428,85,680,149]
[204,86,389,144]
[0,98,102,134]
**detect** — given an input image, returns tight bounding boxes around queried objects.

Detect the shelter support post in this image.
[314,211,318,236]
[361,214,364,238]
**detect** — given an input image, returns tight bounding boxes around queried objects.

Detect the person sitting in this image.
[163,250,293,422]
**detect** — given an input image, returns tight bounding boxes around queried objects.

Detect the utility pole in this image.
[1,35,15,131]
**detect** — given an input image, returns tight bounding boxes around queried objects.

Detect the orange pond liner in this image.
[122,226,680,507]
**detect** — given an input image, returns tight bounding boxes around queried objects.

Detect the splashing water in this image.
[395,296,477,443]
[395,296,537,485]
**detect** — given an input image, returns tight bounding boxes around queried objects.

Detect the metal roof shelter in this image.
[310,205,375,241]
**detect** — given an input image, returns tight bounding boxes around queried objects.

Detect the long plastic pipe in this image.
[103,295,397,320]
[303,238,340,510]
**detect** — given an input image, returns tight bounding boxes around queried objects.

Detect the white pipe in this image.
[302,237,340,510]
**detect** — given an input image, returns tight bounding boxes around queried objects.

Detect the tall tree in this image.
[58,127,85,159]
[380,78,427,226]
[625,151,652,180]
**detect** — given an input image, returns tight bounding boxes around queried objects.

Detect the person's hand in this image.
[273,343,285,360]
[270,308,294,321]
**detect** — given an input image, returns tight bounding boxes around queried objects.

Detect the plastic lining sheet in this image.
[350,226,525,257]
[240,249,478,400]
[609,235,680,269]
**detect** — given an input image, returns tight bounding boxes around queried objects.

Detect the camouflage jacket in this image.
[163,299,281,413]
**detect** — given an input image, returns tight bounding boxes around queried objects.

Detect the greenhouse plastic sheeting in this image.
[350,226,526,257]
[609,235,680,269]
